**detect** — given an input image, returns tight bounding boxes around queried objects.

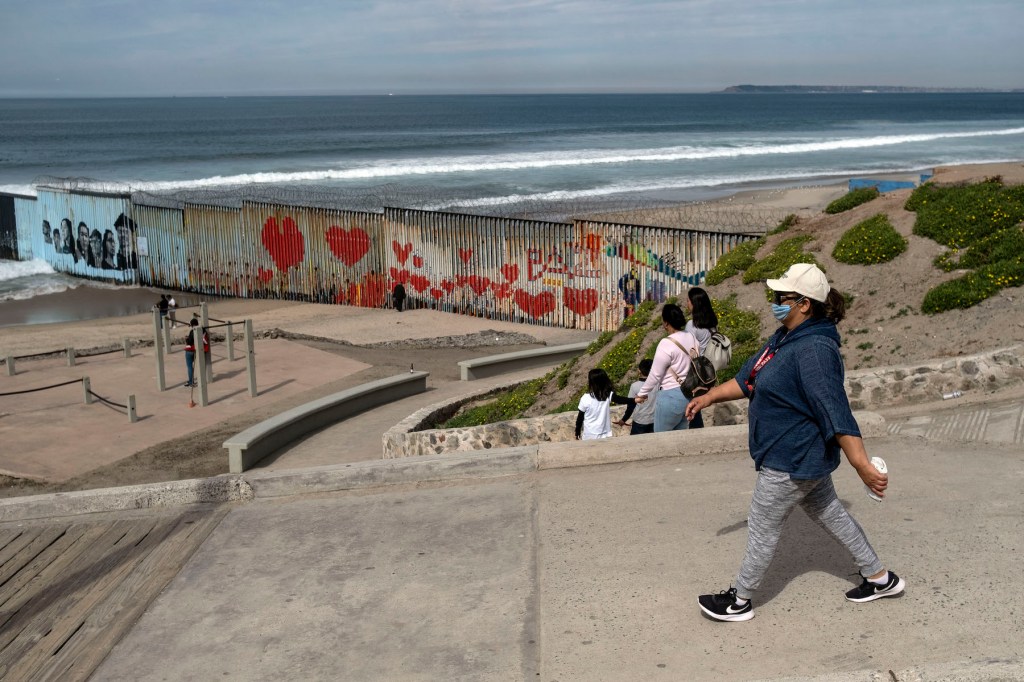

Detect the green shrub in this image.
[831,214,908,265]
[742,235,821,284]
[908,180,1024,248]
[767,213,798,235]
[711,294,763,382]
[705,238,764,285]
[921,258,1024,314]
[622,299,656,328]
[597,327,648,386]
[825,187,879,214]
[586,331,614,355]
[959,226,1024,268]
[443,376,547,428]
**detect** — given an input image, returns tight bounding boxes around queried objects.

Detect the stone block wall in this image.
[383,344,1024,459]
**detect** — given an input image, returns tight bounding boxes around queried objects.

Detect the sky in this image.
[2,0,1022,97]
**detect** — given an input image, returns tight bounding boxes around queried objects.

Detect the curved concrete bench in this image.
[458,341,590,381]
[223,371,428,474]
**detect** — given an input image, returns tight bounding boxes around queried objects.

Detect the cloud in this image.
[1,0,1021,96]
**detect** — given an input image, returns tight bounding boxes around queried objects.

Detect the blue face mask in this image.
[771,296,805,321]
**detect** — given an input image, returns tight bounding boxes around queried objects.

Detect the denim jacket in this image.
[735,318,860,479]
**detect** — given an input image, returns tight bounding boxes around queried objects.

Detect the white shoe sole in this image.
[846,577,906,603]
[699,604,755,621]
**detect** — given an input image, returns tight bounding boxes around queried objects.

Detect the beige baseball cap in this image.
[766,263,831,302]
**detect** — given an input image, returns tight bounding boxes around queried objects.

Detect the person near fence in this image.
[615,358,657,435]
[167,295,177,327]
[157,295,169,327]
[633,304,697,432]
[575,368,635,440]
[684,263,903,622]
[684,286,719,429]
[183,318,199,387]
[392,282,406,312]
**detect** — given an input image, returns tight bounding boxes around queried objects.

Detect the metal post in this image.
[123,338,132,358]
[245,319,257,397]
[67,347,76,367]
[200,302,211,384]
[128,394,137,423]
[5,356,13,376]
[153,309,166,391]
[83,376,92,404]
[226,322,235,361]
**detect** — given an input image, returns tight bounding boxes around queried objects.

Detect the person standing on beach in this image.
[167,294,177,327]
[685,264,903,622]
[392,282,406,312]
[183,318,198,387]
[157,295,169,327]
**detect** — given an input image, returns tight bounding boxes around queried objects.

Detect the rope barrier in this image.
[87,390,128,410]
[208,316,228,324]
[205,321,235,330]
[0,378,82,397]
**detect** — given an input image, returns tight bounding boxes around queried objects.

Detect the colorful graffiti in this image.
[2,188,757,332]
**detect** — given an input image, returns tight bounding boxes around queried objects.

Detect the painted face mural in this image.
[77,222,90,260]
[42,220,52,244]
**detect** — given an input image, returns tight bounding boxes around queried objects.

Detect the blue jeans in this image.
[654,387,689,432]
[185,350,195,385]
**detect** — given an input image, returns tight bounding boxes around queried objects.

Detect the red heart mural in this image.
[412,255,424,269]
[261,217,305,271]
[500,263,519,283]
[458,248,474,264]
[392,241,413,264]
[429,288,444,300]
[389,267,410,284]
[441,280,455,294]
[257,268,274,283]
[326,226,370,267]
[515,290,556,319]
[409,274,431,293]
[491,282,512,299]
[564,287,599,316]
[455,275,469,287]
[467,275,491,296]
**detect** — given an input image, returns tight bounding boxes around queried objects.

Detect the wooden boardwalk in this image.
[0,508,227,681]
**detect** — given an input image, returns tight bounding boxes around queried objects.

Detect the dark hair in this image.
[662,303,686,331]
[809,289,847,324]
[638,358,653,377]
[587,368,613,401]
[687,287,718,330]
[189,318,199,327]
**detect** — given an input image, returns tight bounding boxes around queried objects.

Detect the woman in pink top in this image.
[635,303,698,432]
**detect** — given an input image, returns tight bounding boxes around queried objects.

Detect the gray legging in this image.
[735,467,884,600]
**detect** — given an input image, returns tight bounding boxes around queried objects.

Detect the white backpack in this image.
[704,329,733,371]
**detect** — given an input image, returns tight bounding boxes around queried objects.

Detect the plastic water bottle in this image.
[865,457,887,502]
[942,390,963,400]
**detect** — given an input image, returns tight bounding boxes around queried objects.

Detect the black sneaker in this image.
[845,571,906,602]
[698,587,754,622]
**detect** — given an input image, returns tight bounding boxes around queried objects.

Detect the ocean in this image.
[1,92,1023,316]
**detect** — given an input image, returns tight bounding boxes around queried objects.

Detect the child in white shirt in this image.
[575,368,635,440]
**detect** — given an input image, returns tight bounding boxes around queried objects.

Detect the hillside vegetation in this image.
[441,171,1024,428]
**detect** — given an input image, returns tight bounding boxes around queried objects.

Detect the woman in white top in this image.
[635,303,698,432]
[684,287,719,429]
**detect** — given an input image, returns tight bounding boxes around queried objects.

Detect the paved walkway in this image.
[85,428,1024,681]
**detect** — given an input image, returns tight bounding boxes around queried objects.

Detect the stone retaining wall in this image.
[383,344,1024,459]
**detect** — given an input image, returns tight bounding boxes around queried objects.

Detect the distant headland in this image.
[720,85,1021,93]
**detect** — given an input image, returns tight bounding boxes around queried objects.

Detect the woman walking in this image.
[686,264,903,621]
[634,303,698,432]
[684,287,718,429]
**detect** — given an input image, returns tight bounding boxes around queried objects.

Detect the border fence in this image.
[0,180,767,332]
